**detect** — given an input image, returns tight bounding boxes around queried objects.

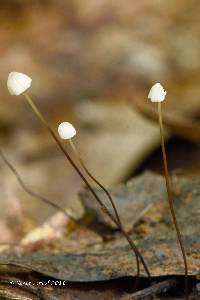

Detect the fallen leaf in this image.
[0,172,200,282]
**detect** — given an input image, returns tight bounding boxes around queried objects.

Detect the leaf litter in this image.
[0,171,200,283]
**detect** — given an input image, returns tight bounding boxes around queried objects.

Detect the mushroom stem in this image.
[157,102,188,299]
[23,92,152,284]
[0,148,76,222]
[69,138,122,227]
[68,138,143,289]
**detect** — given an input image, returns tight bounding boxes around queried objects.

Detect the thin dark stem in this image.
[68,140,142,289]
[158,102,188,300]
[24,92,152,283]
[0,148,76,223]
[69,139,122,227]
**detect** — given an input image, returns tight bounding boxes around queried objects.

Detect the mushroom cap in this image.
[58,122,76,139]
[7,72,32,96]
[148,83,166,102]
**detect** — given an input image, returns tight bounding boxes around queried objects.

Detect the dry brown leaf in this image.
[0,172,200,282]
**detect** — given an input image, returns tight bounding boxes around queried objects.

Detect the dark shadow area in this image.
[134,137,200,177]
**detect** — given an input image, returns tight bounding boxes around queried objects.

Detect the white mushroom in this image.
[58,122,76,139]
[7,72,32,96]
[148,83,166,102]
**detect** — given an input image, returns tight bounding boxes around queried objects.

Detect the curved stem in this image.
[158,102,188,300]
[68,140,155,286]
[0,148,75,222]
[23,92,152,283]
[69,139,122,227]
[69,139,144,286]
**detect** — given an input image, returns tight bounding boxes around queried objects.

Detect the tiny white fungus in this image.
[7,72,32,96]
[58,122,76,139]
[148,83,166,102]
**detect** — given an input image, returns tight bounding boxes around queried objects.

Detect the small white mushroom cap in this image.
[148,83,166,102]
[58,122,76,139]
[7,72,32,96]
